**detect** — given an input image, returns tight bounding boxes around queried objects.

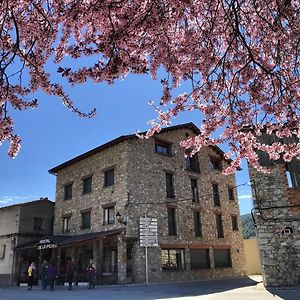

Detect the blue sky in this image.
[0,72,253,215]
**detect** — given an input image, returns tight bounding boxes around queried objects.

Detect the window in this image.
[83,176,92,194]
[193,211,202,237]
[228,187,235,201]
[0,245,6,260]
[64,183,73,200]
[213,183,220,206]
[104,206,115,225]
[191,179,199,202]
[185,153,200,173]
[231,216,238,231]
[190,249,210,269]
[286,160,300,188]
[62,216,71,233]
[161,249,185,271]
[167,207,177,235]
[155,140,171,156]
[81,211,91,229]
[104,168,115,187]
[33,218,44,231]
[210,158,222,171]
[216,214,224,238]
[214,249,232,268]
[166,172,175,198]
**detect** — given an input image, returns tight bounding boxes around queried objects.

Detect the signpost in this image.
[139,216,158,284]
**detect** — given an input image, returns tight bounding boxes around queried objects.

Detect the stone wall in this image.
[53,125,246,283]
[249,164,300,287]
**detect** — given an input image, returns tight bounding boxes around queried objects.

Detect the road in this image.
[0,277,299,300]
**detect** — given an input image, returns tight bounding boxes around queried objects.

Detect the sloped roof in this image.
[0,198,54,210]
[48,122,231,174]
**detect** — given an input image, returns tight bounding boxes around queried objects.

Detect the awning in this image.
[16,228,124,250]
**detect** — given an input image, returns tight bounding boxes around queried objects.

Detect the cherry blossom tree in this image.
[1,0,300,173]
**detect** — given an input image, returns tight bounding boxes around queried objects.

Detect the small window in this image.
[214,249,232,268]
[81,211,91,229]
[166,172,175,198]
[155,140,171,156]
[194,211,202,237]
[64,183,73,200]
[167,207,177,235]
[191,179,199,202]
[34,218,44,231]
[83,176,92,194]
[190,249,210,269]
[231,216,239,231]
[213,183,220,206]
[185,153,200,173]
[104,168,115,187]
[210,158,222,171]
[62,216,71,233]
[161,249,185,271]
[216,214,224,238]
[0,245,6,260]
[104,206,115,225]
[228,187,235,201]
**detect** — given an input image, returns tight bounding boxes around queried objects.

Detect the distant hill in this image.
[241,213,256,239]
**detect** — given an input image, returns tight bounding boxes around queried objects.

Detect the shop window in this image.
[231,216,238,231]
[83,176,92,194]
[104,168,115,187]
[0,245,6,259]
[155,140,172,156]
[103,206,115,225]
[213,183,220,206]
[167,207,177,235]
[210,157,222,171]
[33,217,44,231]
[216,214,224,238]
[190,249,210,269]
[161,249,185,271]
[81,211,91,229]
[62,216,71,233]
[194,211,202,237]
[214,249,232,268]
[64,183,73,200]
[166,172,175,198]
[191,178,199,202]
[185,153,200,173]
[228,186,235,201]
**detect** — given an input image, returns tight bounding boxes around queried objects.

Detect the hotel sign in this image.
[36,239,57,250]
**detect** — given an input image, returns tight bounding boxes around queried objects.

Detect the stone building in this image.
[49,122,246,284]
[249,158,300,287]
[0,199,54,286]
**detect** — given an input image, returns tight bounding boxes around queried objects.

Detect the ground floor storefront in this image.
[15,230,245,286]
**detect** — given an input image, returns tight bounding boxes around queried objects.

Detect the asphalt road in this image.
[0,277,299,300]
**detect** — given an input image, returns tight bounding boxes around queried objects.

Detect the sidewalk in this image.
[0,276,299,300]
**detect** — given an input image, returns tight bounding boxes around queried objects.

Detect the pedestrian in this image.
[47,260,58,291]
[41,259,49,290]
[66,257,75,290]
[87,263,96,289]
[27,262,36,291]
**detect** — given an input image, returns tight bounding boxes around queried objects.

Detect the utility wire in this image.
[129,181,250,206]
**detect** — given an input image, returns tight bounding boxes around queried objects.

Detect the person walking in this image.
[66,258,75,290]
[27,262,36,291]
[87,263,96,289]
[47,260,58,291]
[41,259,49,290]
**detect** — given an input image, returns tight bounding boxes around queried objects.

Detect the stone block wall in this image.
[52,124,246,284]
[249,164,300,287]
